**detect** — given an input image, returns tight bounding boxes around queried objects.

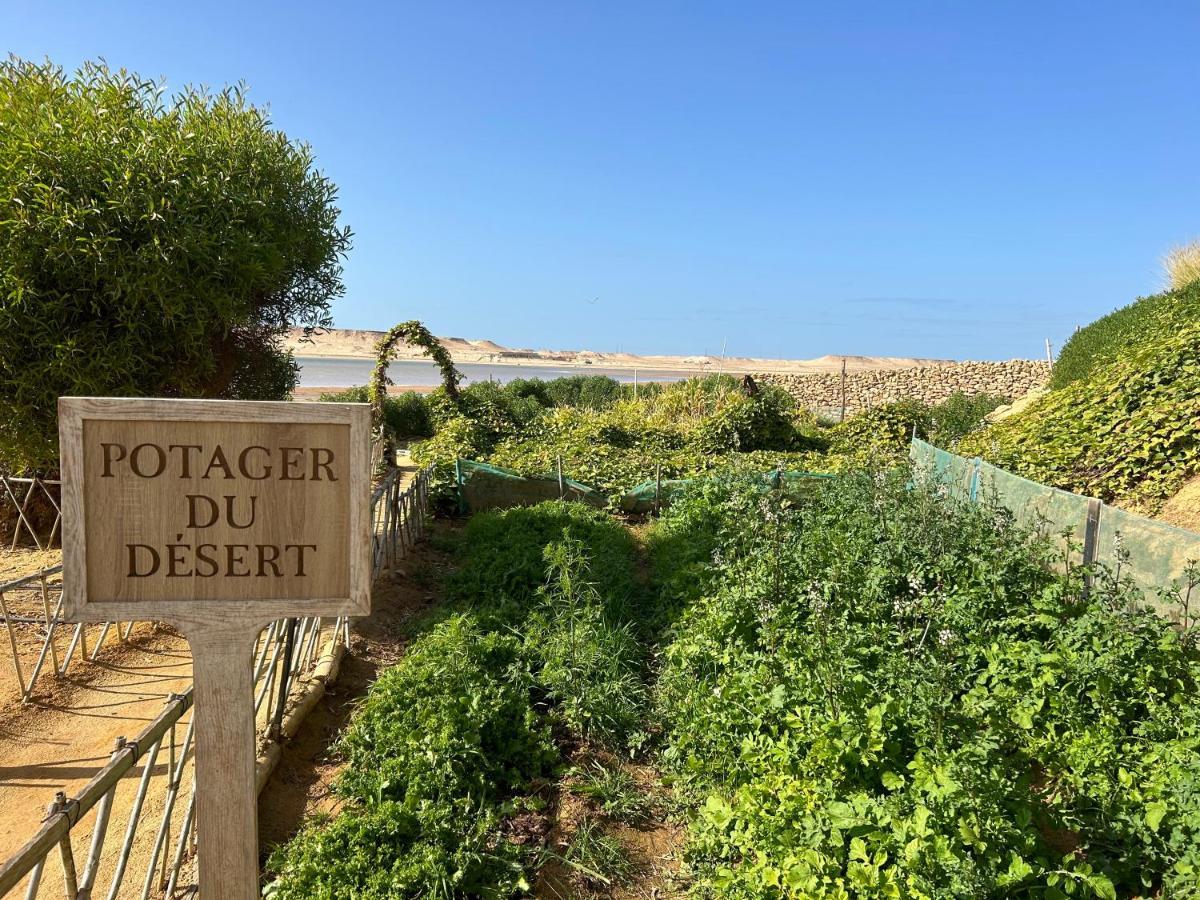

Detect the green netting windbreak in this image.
[617,469,835,513]
[455,460,606,513]
[619,478,695,514]
[911,438,1200,623]
[1096,507,1200,621]
[976,459,1096,570]
[454,459,836,515]
[909,437,977,500]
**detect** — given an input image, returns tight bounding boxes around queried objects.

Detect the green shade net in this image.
[911,438,1200,618]
[975,459,1095,569]
[454,460,834,515]
[1095,506,1200,622]
[455,460,606,513]
[909,437,977,500]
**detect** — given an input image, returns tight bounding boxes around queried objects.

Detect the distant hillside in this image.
[284,327,954,374]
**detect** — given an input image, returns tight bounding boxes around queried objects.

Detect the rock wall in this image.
[757,359,1051,414]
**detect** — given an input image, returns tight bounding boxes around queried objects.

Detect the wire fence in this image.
[0,464,432,899]
[371,465,431,579]
[1,475,61,551]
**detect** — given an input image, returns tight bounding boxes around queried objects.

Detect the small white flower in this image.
[937,628,954,647]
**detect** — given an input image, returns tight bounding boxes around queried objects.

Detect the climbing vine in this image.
[369,321,462,459]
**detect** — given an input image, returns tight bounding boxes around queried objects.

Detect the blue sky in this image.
[4,2,1198,360]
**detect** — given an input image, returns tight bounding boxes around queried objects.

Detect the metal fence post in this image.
[1082,498,1102,599]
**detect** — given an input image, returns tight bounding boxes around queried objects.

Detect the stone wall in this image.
[757,359,1051,414]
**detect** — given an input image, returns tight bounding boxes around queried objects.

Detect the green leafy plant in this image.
[266,616,556,897]
[524,537,647,750]
[320,386,433,440]
[267,501,647,897]
[650,472,1200,898]
[0,58,350,473]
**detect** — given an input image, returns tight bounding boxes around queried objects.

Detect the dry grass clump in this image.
[1164,239,1200,290]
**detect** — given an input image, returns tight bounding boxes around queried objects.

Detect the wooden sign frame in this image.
[57,396,372,899]
[59,397,371,625]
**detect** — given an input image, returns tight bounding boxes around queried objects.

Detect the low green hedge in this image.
[1050,283,1200,390]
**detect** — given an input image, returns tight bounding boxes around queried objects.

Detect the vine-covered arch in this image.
[369,320,461,461]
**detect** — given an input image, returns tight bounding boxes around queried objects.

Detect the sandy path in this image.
[0,627,195,897]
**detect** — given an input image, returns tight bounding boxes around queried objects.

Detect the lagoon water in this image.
[297,356,693,388]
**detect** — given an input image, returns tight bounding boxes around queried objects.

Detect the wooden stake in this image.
[189,625,260,900]
[839,357,847,423]
[557,455,565,499]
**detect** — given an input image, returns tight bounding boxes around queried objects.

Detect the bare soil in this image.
[0,546,61,582]
[0,623,195,897]
[1160,476,1200,533]
[535,745,685,900]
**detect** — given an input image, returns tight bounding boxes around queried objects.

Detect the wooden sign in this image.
[58,397,372,899]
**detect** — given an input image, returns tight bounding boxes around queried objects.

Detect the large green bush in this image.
[0,59,350,472]
[651,473,1200,898]
[1050,283,1200,390]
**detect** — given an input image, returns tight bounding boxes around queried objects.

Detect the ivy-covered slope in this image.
[961,293,1200,512]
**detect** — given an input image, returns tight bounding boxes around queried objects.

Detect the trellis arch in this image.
[368,320,461,463]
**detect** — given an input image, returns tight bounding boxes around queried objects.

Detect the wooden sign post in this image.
[58,398,371,899]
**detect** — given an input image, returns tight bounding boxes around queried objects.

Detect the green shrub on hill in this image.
[926,391,1008,446]
[817,393,1002,470]
[962,322,1200,509]
[1050,283,1200,390]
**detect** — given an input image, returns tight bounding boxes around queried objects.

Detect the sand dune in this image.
[285,328,952,375]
